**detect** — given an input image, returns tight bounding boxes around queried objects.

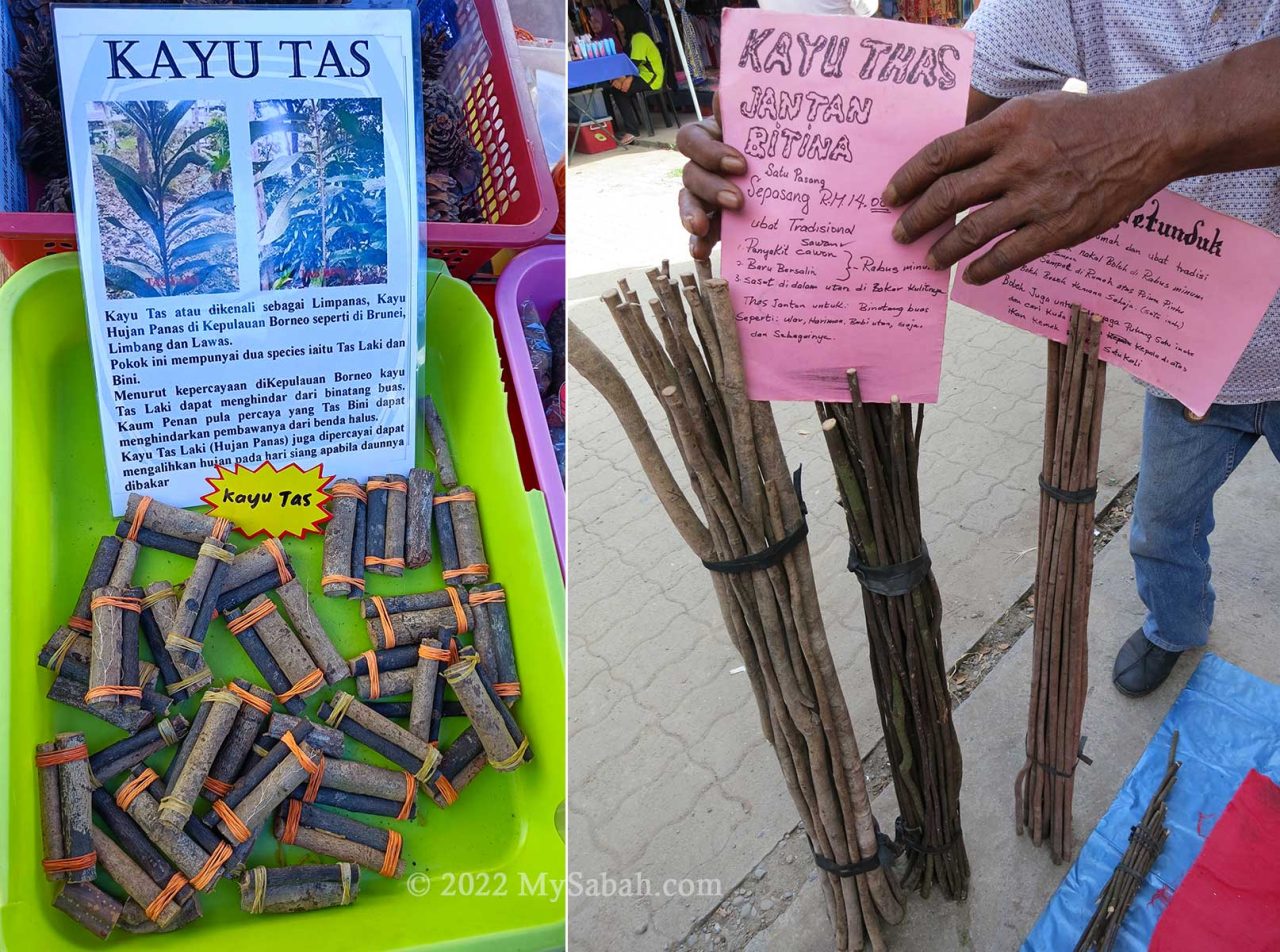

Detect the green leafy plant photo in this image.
[89,100,238,299]
[252,97,388,290]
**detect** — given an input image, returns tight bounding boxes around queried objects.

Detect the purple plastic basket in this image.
[495,244,565,573]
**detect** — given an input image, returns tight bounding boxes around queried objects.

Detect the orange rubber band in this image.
[281,798,302,845]
[203,777,233,797]
[280,729,319,775]
[212,798,252,844]
[435,775,458,807]
[145,872,187,921]
[380,830,402,878]
[364,556,406,569]
[445,586,469,634]
[127,496,152,541]
[84,684,143,703]
[360,650,381,700]
[371,595,396,648]
[418,643,451,663]
[191,841,231,890]
[321,573,366,591]
[442,563,489,581]
[227,682,273,716]
[66,616,94,633]
[226,599,276,635]
[264,538,292,585]
[367,479,407,493]
[328,483,368,502]
[90,595,141,613]
[448,638,461,665]
[277,668,324,705]
[468,588,506,604]
[116,769,159,811]
[433,491,476,504]
[211,517,232,541]
[397,774,416,821]
[35,743,89,767]
[303,755,326,803]
[493,682,522,698]
[42,852,97,874]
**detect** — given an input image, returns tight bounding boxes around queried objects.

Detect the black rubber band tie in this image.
[1038,474,1098,505]
[894,816,953,856]
[702,468,809,574]
[848,545,931,597]
[811,846,881,878]
[1034,735,1092,777]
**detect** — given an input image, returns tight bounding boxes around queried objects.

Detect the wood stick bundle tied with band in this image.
[242,862,359,914]
[287,755,418,820]
[89,826,186,929]
[434,484,488,586]
[139,581,212,702]
[117,892,202,935]
[89,715,189,785]
[159,688,243,827]
[210,729,324,850]
[91,783,197,913]
[217,537,293,610]
[39,623,161,733]
[426,727,485,809]
[36,732,95,882]
[166,534,235,668]
[469,583,519,702]
[222,596,325,712]
[115,766,233,890]
[116,493,230,558]
[364,474,408,576]
[405,467,435,568]
[318,691,441,787]
[47,535,132,667]
[409,637,448,744]
[362,587,473,650]
[201,680,274,801]
[351,644,421,701]
[445,647,531,773]
[321,478,368,598]
[87,585,143,712]
[275,800,404,878]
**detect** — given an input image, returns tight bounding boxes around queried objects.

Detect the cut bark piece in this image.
[52,881,123,938]
[405,467,435,568]
[445,648,530,772]
[423,396,458,487]
[321,478,362,597]
[241,862,359,913]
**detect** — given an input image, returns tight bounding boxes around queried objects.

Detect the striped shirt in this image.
[967,0,1280,404]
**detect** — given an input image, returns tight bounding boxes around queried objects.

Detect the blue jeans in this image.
[1131,394,1280,651]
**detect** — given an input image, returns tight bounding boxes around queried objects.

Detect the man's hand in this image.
[676,94,746,260]
[884,88,1181,285]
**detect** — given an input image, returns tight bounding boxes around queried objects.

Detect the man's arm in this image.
[887,37,1280,286]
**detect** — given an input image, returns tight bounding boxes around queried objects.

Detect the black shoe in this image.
[1112,628,1184,697]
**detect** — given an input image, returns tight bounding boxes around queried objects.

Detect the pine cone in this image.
[459,190,485,224]
[426,112,473,173]
[426,171,462,223]
[421,25,450,85]
[36,176,70,212]
[423,81,463,132]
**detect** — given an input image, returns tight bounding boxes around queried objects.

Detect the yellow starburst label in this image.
[201,461,333,539]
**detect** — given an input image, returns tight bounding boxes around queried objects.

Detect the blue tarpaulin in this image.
[1024,653,1280,951]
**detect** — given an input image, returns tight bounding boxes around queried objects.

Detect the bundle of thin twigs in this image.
[570,261,903,951]
[818,376,969,900]
[1016,306,1107,862]
[1074,732,1180,952]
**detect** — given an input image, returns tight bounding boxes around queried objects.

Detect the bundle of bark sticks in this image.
[818,382,968,900]
[571,261,902,951]
[1016,306,1107,863]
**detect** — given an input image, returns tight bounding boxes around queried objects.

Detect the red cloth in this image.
[1150,769,1280,951]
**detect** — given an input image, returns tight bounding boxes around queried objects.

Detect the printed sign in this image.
[951,190,1280,414]
[718,11,973,403]
[52,4,422,513]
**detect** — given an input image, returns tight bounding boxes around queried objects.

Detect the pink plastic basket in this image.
[495,244,565,573]
[423,0,558,280]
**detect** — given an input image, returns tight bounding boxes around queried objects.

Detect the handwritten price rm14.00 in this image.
[818,189,892,214]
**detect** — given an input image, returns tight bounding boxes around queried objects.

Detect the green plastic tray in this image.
[0,254,566,949]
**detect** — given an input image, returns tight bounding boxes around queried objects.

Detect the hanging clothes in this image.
[672,0,705,81]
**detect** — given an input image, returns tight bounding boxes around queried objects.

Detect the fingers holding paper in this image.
[676,93,745,260]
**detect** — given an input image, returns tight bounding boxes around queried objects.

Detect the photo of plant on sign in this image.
[252,97,389,291]
[89,99,237,299]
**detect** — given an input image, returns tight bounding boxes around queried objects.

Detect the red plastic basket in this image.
[422,0,558,281]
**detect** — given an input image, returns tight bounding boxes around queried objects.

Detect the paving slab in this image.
[747,444,1280,951]
[565,147,1149,949]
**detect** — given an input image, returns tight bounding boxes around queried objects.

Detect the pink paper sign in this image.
[719,11,973,403]
[951,189,1280,415]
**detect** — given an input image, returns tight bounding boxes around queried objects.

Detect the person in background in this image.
[608,4,666,146]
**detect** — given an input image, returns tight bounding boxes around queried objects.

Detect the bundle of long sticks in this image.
[1074,732,1180,952]
[817,376,969,900]
[570,261,903,951]
[1016,307,1107,862]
